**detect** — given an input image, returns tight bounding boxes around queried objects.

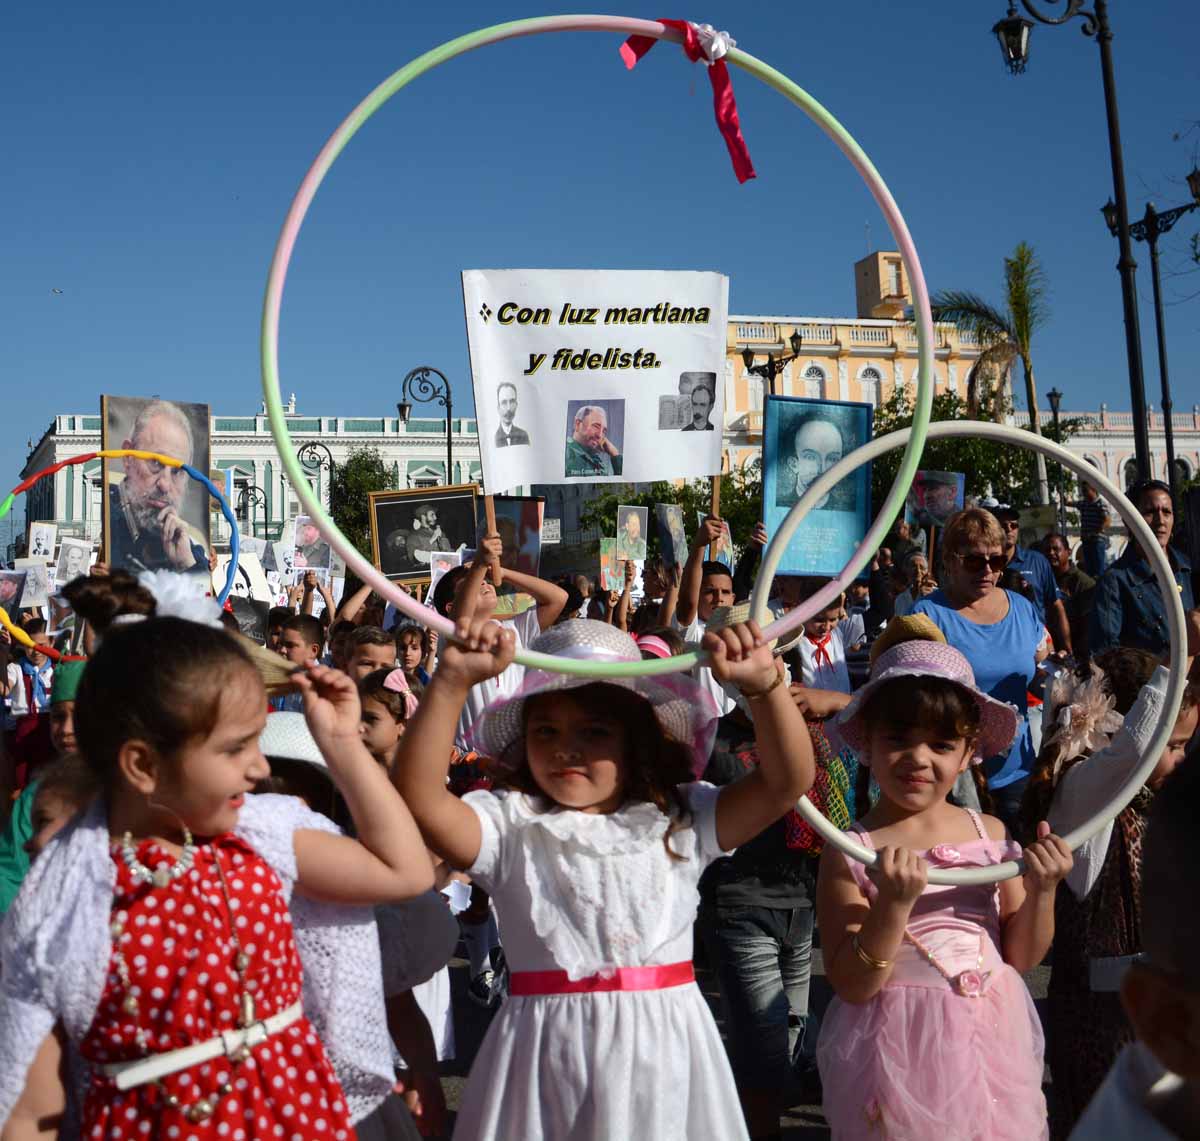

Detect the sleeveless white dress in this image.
[454,782,749,1140]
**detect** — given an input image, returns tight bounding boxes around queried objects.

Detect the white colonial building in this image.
[18,395,483,550]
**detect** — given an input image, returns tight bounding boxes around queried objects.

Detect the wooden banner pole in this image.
[483,493,503,587]
[708,474,722,560]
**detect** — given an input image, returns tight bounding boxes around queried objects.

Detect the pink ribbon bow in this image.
[382,669,419,721]
[619,20,756,184]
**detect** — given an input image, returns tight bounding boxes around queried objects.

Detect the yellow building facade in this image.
[722,251,982,472]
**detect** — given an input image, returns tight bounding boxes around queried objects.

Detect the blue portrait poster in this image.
[761,395,872,576]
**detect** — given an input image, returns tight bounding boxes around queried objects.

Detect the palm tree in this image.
[932,242,1051,505]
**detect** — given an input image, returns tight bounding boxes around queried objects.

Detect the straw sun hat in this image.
[470,619,719,769]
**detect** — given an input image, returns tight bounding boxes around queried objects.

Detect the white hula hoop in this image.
[750,419,1189,885]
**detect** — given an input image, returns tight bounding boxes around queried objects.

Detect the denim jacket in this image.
[1088,544,1194,656]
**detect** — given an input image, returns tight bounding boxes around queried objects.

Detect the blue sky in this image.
[4,1,1197,499]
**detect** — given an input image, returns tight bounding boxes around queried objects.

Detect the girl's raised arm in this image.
[703,621,815,851]
[392,559,517,870]
[289,663,434,905]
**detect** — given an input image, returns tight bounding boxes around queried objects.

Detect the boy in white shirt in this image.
[672,516,738,717]
[796,594,852,694]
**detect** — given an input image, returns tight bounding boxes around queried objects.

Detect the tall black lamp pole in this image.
[992,1,1151,484]
[1102,165,1200,503]
[1046,388,1066,535]
[741,329,805,397]
[398,366,454,484]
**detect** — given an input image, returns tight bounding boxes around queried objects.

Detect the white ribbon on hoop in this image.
[690,22,736,64]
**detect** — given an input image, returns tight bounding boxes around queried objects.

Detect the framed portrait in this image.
[476,495,544,577]
[615,505,649,564]
[54,538,93,587]
[101,395,211,578]
[655,503,687,569]
[27,522,57,562]
[14,559,52,610]
[292,515,333,574]
[369,484,479,585]
[905,471,965,531]
[228,596,270,644]
[762,395,873,577]
[0,571,26,620]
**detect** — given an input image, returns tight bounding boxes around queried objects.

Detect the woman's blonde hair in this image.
[941,507,1004,557]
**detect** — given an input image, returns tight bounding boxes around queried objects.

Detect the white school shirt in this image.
[455,607,543,749]
[1069,1044,1185,1141]
[1048,665,1167,901]
[6,661,54,718]
[672,614,738,717]
[797,627,852,693]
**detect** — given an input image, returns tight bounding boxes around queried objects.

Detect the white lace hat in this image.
[259,711,326,770]
[470,619,718,772]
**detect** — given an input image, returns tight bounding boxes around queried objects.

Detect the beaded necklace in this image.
[109,840,257,1123]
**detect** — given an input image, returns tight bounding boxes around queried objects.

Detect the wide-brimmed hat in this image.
[470,619,718,773]
[830,639,1019,763]
[259,711,327,770]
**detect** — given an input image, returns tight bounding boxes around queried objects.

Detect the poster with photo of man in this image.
[292,515,333,573]
[655,503,687,569]
[369,484,478,584]
[463,269,728,492]
[14,559,52,609]
[102,396,211,577]
[761,395,872,576]
[0,572,26,620]
[27,522,57,562]
[904,471,965,531]
[55,538,93,586]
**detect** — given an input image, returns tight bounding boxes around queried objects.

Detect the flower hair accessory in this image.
[1044,664,1124,779]
[138,570,225,630]
[381,669,419,720]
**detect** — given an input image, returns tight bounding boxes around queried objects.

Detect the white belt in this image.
[1089,954,1145,993]
[101,1001,304,1091]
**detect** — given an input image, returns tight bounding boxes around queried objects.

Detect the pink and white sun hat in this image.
[470,619,719,774]
[830,639,1020,763]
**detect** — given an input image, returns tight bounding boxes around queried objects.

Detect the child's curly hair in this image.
[494,683,695,860]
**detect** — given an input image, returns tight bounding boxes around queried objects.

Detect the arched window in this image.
[859,366,882,406]
[803,365,825,399]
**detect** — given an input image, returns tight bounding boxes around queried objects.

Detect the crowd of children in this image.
[0,495,1197,1140]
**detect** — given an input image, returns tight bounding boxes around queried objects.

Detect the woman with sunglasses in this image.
[912,508,1049,833]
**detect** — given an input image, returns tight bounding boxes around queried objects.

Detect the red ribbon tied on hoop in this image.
[620,20,756,184]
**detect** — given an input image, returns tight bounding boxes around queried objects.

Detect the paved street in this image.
[437,935,1052,1138]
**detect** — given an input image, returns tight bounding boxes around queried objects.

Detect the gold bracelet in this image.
[739,671,785,701]
[852,933,892,970]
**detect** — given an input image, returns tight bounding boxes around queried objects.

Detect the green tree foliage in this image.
[870,388,1086,513]
[329,447,396,556]
[578,461,764,558]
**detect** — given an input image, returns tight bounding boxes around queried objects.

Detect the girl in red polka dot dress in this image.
[0,572,434,1138]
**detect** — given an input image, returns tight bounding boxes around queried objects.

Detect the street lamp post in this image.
[297,441,334,509]
[741,329,805,397]
[1102,166,1200,504]
[236,484,268,540]
[1046,387,1066,535]
[992,0,1151,484]
[398,366,454,485]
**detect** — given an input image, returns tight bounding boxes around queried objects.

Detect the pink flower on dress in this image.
[954,970,986,997]
[929,844,961,863]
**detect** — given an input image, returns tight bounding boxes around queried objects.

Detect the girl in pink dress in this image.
[0,571,434,1137]
[817,622,1074,1140]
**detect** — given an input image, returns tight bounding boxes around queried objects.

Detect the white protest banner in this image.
[463,269,728,493]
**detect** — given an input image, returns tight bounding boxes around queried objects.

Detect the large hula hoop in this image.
[0,449,240,659]
[260,15,936,677]
[750,420,1190,885]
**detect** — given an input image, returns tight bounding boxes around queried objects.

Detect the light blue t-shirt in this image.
[912,589,1043,789]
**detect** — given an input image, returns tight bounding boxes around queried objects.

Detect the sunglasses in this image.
[954,552,1007,574]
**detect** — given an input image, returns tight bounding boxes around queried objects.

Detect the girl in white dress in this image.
[393,570,815,1140]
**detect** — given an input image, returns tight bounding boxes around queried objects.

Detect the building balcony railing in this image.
[849,327,891,345]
